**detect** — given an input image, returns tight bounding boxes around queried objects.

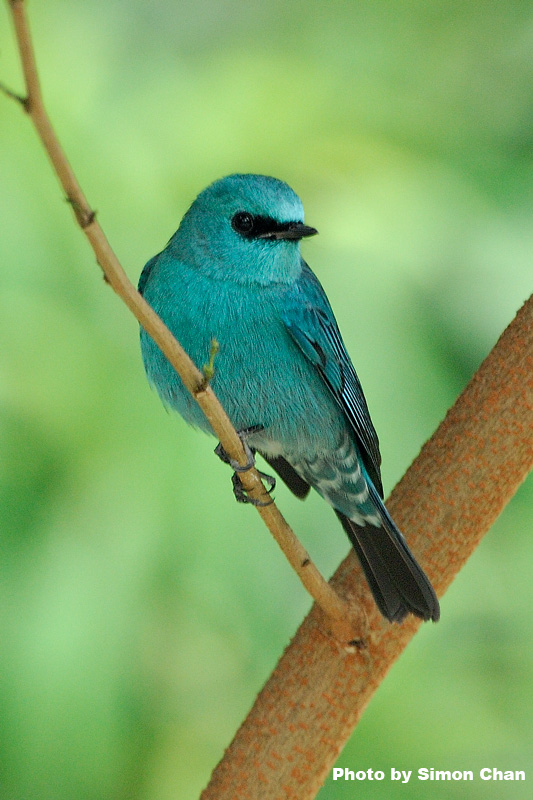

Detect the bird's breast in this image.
[141,260,344,453]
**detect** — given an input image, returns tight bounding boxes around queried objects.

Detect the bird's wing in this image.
[282,261,383,496]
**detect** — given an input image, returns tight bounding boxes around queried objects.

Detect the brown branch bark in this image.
[2,0,358,645]
[200,295,533,799]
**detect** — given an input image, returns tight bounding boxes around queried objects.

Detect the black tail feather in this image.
[335,502,440,623]
[262,450,439,623]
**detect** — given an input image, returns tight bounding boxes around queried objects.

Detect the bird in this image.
[138,173,440,624]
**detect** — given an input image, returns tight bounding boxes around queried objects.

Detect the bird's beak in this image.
[258,222,318,241]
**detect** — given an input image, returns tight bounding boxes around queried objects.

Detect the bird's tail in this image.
[336,485,440,623]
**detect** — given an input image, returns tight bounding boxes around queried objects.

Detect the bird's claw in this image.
[214,439,255,472]
[215,427,276,506]
[214,425,263,471]
[231,471,275,506]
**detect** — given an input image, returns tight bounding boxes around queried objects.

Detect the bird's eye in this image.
[231,211,255,235]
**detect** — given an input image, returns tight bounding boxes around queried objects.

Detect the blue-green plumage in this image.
[139,174,439,623]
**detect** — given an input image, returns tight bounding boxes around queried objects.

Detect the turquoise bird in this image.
[139,174,440,623]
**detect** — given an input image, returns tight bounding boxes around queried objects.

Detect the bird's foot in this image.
[215,426,276,506]
[214,425,263,472]
[231,470,275,506]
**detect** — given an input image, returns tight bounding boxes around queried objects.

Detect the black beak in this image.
[258,222,318,241]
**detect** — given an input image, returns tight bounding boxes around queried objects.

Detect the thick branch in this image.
[200,296,533,799]
[3,0,357,643]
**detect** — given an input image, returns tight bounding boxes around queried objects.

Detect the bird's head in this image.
[170,174,317,285]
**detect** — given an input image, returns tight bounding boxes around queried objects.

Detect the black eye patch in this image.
[231,212,299,239]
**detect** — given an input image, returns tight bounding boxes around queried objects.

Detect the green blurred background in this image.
[1,1,532,798]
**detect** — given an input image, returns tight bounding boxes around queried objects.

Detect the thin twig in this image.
[0,80,26,105]
[3,0,358,644]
